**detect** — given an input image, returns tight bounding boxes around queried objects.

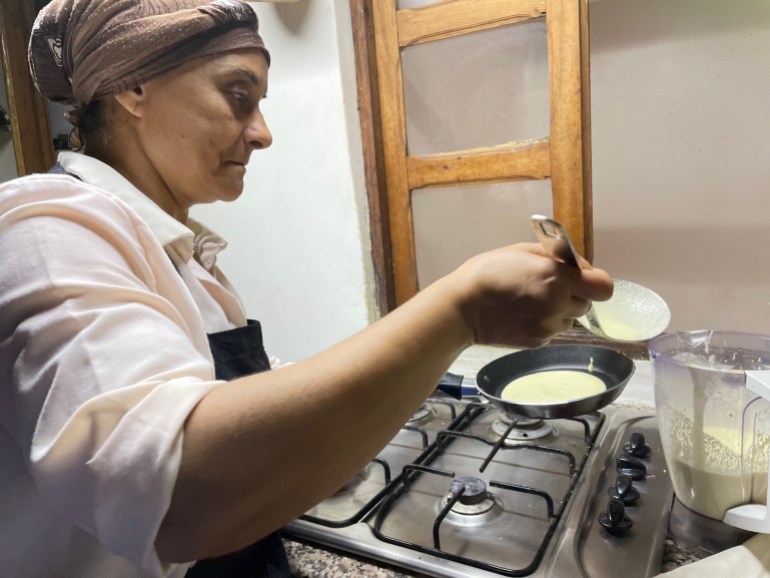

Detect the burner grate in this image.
[364,404,603,576]
[298,398,466,528]
[371,463,560,577]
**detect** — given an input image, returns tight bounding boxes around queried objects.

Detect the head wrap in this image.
[28,0,269,128]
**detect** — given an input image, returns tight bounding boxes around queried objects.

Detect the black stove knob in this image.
[608,474,640,505]
[624,432,651,458]
[617,454,647,480]
[598,498,633,536]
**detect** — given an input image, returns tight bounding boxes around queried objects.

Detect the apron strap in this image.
[188,320,293,578]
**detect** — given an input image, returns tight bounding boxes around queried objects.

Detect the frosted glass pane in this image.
[413,180,553,289]
[398,0,441,8]
[401,20,549,156]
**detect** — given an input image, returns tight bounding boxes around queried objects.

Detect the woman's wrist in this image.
[420,265,478,351]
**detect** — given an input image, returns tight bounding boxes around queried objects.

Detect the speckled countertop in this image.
[283,346,707,577]
[283,537,704,577]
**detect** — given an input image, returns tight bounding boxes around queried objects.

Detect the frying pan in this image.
[475,344,635,419]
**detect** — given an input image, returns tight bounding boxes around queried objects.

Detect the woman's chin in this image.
[213,177,246,202]
[220,188,245,203]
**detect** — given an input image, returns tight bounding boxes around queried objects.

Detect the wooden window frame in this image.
[0,0,55,177]
[349,0,648,358]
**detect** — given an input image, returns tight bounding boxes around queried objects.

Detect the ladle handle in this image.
[531,215,607,337]
[531,215,582,269]
[722,370,770,533]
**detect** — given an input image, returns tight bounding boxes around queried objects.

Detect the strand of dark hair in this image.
[68,100,104,152]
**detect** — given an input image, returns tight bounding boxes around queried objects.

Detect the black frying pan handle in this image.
[435,371,464,400]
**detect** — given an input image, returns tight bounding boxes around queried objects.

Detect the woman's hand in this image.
[445,242,614,348]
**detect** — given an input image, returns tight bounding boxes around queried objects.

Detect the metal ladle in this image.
[532,215,671,343]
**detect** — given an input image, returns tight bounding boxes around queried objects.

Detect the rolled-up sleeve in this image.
[0,176,223,576]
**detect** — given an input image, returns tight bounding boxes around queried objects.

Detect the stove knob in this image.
[608,474,640,505]
[624,432,652,458]
[598,498,633,536]
[617,454,647,480]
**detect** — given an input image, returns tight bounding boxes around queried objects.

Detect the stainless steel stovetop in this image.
[284,396,674,578]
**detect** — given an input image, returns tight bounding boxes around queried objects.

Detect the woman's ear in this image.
[113,85,146,118]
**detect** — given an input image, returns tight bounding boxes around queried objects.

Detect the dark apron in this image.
[47,164,292,577]
[186,320,292,578]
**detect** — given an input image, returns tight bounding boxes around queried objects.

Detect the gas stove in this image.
[284,395,674,577]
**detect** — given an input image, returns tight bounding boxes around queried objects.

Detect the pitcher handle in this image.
[723,370,770,533]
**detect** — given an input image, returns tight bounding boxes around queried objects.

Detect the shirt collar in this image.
[57,151,227,267]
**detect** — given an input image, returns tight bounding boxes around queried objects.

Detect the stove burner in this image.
[438,477,499,525]
[449,476,487,505]
[491,417,555,442]
[408,404,433,424]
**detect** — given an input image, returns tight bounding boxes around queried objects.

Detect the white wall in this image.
[191,1,375,362]
[193,0,770,362]
[590,0,770,333]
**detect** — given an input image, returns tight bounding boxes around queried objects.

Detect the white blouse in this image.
[0,152,250,577]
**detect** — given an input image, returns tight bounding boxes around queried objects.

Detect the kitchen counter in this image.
[283,346,705,577]
[284,536,705,577]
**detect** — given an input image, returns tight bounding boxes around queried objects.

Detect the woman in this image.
[0,1,613,577]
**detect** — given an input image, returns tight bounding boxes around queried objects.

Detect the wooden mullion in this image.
[547,0,592,261]
[406,139,550,190]
[578,0,594,263]
[350,0,395,315]
[0,0,55,176]
[397,0,546,48]
[372,0,417,306]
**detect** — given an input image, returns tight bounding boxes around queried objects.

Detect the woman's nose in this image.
[245,110,273,150]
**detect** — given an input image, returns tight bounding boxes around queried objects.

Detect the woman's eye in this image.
[224,86,258,118]
[231,92,250,104]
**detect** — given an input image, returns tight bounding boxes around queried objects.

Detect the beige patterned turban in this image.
[29,0,269,125]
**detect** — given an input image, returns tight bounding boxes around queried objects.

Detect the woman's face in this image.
[135,49,271,212]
